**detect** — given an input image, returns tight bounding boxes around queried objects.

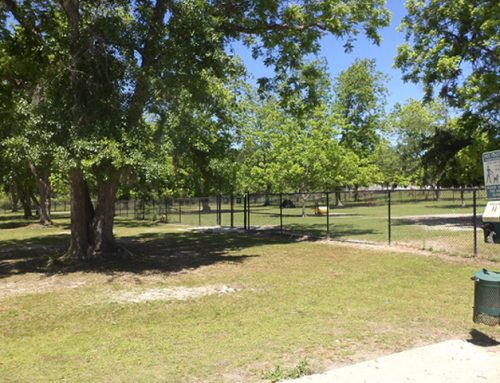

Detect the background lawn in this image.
[1,216,500,382]
[159,194,497,261]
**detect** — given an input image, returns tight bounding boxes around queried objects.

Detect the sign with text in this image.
[483,150,500,200]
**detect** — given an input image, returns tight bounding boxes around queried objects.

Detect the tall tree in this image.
[332,58,387,199]
[1,0,390,260]
[395,0,499,125]
[333,58,388,156]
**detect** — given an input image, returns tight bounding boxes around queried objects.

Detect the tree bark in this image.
[67,168,94,259]
[90,169,120,258]
[460,187,466,207]
[66,167,124,259]
[29,163,52,225]
[263,185,272,206]
[16,184,33,218]
[335,188,343,207]
[432,185,441,201]
[9,185,19,212]
[300,188,308,217]
[201,198,211,213]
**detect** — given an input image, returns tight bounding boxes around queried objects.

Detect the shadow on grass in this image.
[249,211,361,219]
[393,215,473,229]
[467,329,500,347]
[281,223,380,239]
[0,226,295,279]
[0,214,40,229]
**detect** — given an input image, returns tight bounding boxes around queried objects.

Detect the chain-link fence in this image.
[1,188,498,259]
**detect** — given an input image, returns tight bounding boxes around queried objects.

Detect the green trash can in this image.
[472,269,500,326]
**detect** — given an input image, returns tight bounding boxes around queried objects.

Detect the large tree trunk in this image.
[335,188,343,207]
[8,185,19,212]
[66,167,123,260]
[300,189,308,217]
[432,185,441,201]
[67,168,94,259]
[17,184,33,218]
[90,169,120,258]
[29,163,52,225]
[354,185,359,202]
[201,198,211,213]
[263,184,272,206]
[460,187,466,208]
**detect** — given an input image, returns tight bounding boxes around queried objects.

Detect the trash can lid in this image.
[473,269,500,282]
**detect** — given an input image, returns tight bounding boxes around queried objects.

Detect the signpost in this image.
[483,150,500,200]
[482,150,500,244]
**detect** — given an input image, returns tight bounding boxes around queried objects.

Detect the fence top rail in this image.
[241,188,485,198]
[109,188,486,203]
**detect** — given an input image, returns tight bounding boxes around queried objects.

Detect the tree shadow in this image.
[281,223,380,239]
[467,329,500,347]
[0,228,294,279]
[0,214,40,229]
[393,215,474,229]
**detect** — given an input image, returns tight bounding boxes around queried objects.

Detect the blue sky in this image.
[232,0,424,111]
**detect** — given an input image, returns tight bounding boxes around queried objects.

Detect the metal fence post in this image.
[326,192,330,238]
[243,194,247,230]
[388,190,392,245]
[279,193,283,234]
[473,190,478,257]
[179,200,182,223]
[217,195,221,225]
[164,199,167,222]
[247,192,251,230]
[230,194,234,228]
[198,198,201,226]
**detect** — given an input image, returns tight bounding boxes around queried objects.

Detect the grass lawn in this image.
[1,214,500,382]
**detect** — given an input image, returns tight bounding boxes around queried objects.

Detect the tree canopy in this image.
[395,0,499,124]
[0,0,391,259]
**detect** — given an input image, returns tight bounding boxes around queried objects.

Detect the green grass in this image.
[1,215,500,382]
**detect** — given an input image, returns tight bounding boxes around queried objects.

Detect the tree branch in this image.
[2,0,42,42]
[222,21,327,35]
[126,0,171,127]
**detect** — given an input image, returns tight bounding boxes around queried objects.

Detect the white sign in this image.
[483,201,500,223]
[483,150,500,200]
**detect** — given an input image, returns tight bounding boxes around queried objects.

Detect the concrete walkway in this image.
[286,340,500,383]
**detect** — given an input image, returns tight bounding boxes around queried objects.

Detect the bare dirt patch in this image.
[110,284,239,303]
[394,214,475,231]
[0,274,89,299]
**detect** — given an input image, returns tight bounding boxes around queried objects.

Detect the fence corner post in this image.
[473,189,477,257]
[247,191,251,230]
[388,189,392,245]
[279,193,283,234]
[179,199,182,223]
[230,194,234,228]
[243,193,247,230]
[326,192,330,239]
[198,198,201,226]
